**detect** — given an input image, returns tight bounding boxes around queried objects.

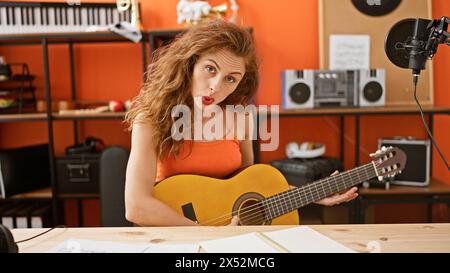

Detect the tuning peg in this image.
[378,176,384,182]
[381,146,387,152]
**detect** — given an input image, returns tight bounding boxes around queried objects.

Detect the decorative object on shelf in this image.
[124,99,132,111]
[116,0,143,30]
[0,57,12,82]
[285,142,326,159]
[110,0,143,43]
[176,0,239,26]
[56,100,126,115]
[110,22,143,43]
[0,63,36,114]
[36,100,75,113]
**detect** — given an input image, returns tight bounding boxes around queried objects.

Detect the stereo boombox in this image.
[282,69,385,109]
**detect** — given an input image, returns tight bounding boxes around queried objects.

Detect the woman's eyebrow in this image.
[206,59,243,76]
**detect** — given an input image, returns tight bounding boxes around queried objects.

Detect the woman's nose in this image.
[209,78,221,94]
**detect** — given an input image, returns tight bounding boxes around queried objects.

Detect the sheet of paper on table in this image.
[47,238,199,253]
[199,226,356,253]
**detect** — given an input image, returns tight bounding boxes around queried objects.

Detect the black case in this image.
[56,153,100,194]
[271,157,343,187]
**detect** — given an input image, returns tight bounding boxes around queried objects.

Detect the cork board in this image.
[319,0,433,105]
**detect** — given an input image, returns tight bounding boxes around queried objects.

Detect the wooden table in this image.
[12,223,450,253]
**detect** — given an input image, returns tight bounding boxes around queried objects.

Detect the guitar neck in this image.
[262,163,377,221]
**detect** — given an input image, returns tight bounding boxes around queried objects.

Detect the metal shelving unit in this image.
[0,29,186,226]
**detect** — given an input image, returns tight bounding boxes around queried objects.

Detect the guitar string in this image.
[239,164,373,225]
[201,164,374,226]
[200,163,377,226]
[235,164,374,225]
[243,164,375,225]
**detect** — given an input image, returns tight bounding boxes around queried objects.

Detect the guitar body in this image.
[154,164,300,226]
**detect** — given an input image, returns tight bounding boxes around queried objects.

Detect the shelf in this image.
[0,113,47,122]
[0,86,36,94]
[57,193,99,199]
[52,111,126,120]
[0,112,126,122]
[8,187,52,200]
[4,187,99,200]
[0,31,149,45]
[273,105,450,116]
[0,75,35,82]
[359,178,450,196]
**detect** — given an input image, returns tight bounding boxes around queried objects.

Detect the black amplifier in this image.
[271,157,343,187]
[56,153,100,194]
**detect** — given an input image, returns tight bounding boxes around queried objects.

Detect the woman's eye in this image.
[225,76,236,83]
[205,65,216,73]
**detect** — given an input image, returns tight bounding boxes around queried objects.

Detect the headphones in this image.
[286,142,326,159]
[65,136,105,155]
[0,224,18,253]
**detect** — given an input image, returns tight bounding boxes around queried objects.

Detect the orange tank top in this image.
[156,139,242,182]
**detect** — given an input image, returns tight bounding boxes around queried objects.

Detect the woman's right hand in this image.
[228,216,240,226]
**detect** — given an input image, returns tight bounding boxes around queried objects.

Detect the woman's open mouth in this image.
[202,96,215,105]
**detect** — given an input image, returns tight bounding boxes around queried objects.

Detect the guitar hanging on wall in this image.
[154,147,406,226]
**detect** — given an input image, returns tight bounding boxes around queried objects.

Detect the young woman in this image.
[124,20,358,226]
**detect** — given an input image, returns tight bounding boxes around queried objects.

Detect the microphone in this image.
[385,16,450,171]
[386,17,449,76]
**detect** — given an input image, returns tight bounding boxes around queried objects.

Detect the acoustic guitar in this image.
[154,147,406,226]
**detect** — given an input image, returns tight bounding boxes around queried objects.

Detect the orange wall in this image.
[0,0,449,226]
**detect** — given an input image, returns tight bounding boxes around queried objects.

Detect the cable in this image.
[413,74,450,171]
[15,225,66,244]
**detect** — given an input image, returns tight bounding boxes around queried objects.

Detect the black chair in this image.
[99,146,133,227]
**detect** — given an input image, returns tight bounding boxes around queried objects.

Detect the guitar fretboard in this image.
[262,163,376,221]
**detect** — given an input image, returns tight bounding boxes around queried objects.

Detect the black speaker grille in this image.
[289,83,311,104]
[363,81,383,102]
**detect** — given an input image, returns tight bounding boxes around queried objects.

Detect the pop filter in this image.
[385,18,432,74]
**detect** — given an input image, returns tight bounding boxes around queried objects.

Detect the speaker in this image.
[358,69,385,107]
[281,70,314,109]
[378,138,430,187]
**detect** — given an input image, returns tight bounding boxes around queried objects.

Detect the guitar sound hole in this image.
[238,200,266,225]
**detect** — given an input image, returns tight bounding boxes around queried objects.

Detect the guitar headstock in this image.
[370,146,407,181]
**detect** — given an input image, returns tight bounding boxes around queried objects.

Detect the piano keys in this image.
[0,1,132,35]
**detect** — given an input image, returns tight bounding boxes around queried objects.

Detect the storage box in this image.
[56,153,100,194]
[378,138,430,187]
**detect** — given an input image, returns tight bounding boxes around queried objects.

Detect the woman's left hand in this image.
[314,171,359,206]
